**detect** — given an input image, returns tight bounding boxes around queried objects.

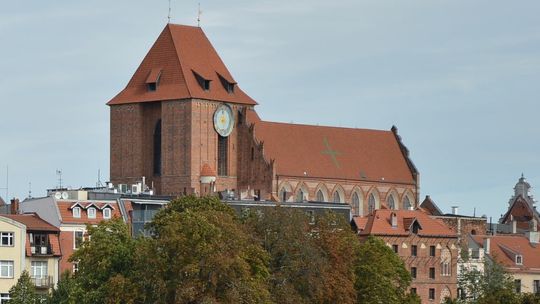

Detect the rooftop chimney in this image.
[10,198,19,215]
[452,206,459,215]
[483,237,490,255]
[512,220,518,234]
[391,212,398,228]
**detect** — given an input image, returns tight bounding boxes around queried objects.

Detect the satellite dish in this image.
[61,192,69,200]
[54,192,62,200]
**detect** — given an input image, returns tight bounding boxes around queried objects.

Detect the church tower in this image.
[108,24,256,196]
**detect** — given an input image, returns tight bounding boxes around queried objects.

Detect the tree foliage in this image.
[9,270,39,304]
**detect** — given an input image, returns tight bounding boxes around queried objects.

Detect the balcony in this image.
[30,245,53,256]
[31,276,53,289]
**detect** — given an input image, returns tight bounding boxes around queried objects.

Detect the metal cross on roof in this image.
[321,137,341,168]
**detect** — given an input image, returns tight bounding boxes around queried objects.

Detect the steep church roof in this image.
[251,120,417,185]
[108,24,256,106]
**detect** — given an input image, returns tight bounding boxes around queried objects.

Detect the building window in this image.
[441,248,451,276]
[534,280,540,295]
[430,245,436,257]
[411,288,417,295]
[515,279,521,293]
[72,206,81,218]
[403,196,412,210]
[217,135,228,176]
[411,245,417,257]
[103,208,112,219]
[74,231,84,249]
[392,244,399,254]
[429,267,436,279]
[387,194,395,209]
[87,207,96,219]
[333,191,341,204]
[368,193,376,214]
[73,261,79,273]
[471,249,480,259]
[0,232,13,246]
[352,192,361,216]
[31,261,48,279]
[442,263,450,276]
[0,261,14,278]
[316,190,325,202]
[279,188,288,202]
[31,233,49,255]
[296,190,304,202]
[516,255,523,265]
[411,267,417,278]
[429,288,435,300]
[0,293,10,304]
[153,119,162,176]
[193,72,211,91]
[457,288,465,300]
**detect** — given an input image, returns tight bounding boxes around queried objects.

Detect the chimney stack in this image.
[10,198,19,215]
[512,220,518,234]
[452,206,459,215]
[391,212,398,228]
[483,237,490,255]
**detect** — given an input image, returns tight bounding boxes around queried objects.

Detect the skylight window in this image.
[145,68,162,92]
[193,71,211,91]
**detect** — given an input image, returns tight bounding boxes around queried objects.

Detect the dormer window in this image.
[516,255,523,265]
[193,71,211,91]
[218,74,235,94]
[146,68,162,92]
[72,207,81,218]
[87,207,96,219]
[103,208,111,219]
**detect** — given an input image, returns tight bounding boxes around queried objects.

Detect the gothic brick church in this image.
[108,24,419,216]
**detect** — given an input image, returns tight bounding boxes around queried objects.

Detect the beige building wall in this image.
[512,272,540,294]
[24,256,60,293]
[0,217,26,295]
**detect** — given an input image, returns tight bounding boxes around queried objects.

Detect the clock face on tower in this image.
[213,104,234,137]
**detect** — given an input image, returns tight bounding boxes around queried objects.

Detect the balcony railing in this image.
[30,245,52,255]
[31,276,53,289]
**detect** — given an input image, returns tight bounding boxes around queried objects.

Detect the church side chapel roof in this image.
[251,120,416,184]
[108,24,256,106]
[358,209,456,237]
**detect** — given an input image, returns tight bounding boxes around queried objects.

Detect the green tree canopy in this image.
[9,270,38,304]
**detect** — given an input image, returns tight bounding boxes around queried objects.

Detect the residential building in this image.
[107,23,419,215]
[354,209,459,303]
[0,213,61,301]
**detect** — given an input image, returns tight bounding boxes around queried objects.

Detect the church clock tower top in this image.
[107,24,257,106]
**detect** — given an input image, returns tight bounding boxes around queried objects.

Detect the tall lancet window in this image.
[403,196,412,210]
[218,135,228,176]
[368,193,376,214]
[388,194,396,210]
[153,120,162,175]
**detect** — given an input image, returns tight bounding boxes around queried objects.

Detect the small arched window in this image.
[352,192,360,216]
[388,194,396,210]
[279,188,287,202]
[441,248,452,276]
[316,190,325,202]
[368,194,376,214]
[403,196,412,210]
[296,189,304,202]
[333,191,341,204]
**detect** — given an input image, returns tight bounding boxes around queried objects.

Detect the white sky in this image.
[1,1,540,220]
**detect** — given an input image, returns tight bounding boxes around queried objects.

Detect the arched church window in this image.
[316,190,325,202]
[352,192,360,216]
[403,196,412,210]
[441,248,451,277]
[296,189,304,202]
[368,193,376,214]
[218,135,228,176]
[153,120,162,176]
[279,188,287,202]
[333,191,341,204]
[388,194,396,210]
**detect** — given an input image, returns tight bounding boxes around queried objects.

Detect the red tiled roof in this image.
[473,235,540,271]
[200,163,216,177]
[359,209,456,237]
[57,201,121,225]
[108,24,256,106]
[251,121,415,184]
[353,216,368,231]
[3,214,59,232]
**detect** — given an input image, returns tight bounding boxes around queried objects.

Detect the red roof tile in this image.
[3,214,59,232]
[359,209,456,237]
[108,24,256,106]
[252,121,415,184]
[200,163,216,177]
[473,235,540,271]
[57,201,121,225]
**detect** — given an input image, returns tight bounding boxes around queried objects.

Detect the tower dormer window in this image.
[193,71,211,91]
[145,68,162,92]
[218,74,235,94]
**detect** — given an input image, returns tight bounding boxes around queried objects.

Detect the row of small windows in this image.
[279,186,413,215]
[71,205,112,219]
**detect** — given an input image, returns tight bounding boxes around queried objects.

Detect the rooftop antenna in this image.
[28,182,32,199]
[167,0,171,23]
[56,169,63,189]
[97,169,103,187]
[0,166,8,199]
[197,3,202,27]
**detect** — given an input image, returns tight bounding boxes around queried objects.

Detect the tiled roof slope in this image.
[252,121,416,184]
[358,209,456,237]
[473,235,540,271]
[3,213,59,232]
[57,201,121,225]
[24,235,61,257]
[108,24,256,106]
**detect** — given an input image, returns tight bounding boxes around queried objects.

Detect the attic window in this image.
[193,71,211,91]
[516,255,523,265]
[218,74,236,94]
[145,68,162,92]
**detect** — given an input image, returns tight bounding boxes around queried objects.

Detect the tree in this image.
[47,271,82,304]
[137,195,272,303]
[68,217,137,304]
[355,236,419,304]
[9,270,38,304]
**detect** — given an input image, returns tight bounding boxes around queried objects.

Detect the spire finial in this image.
[197,3,202,27]
[168,0,171,23]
